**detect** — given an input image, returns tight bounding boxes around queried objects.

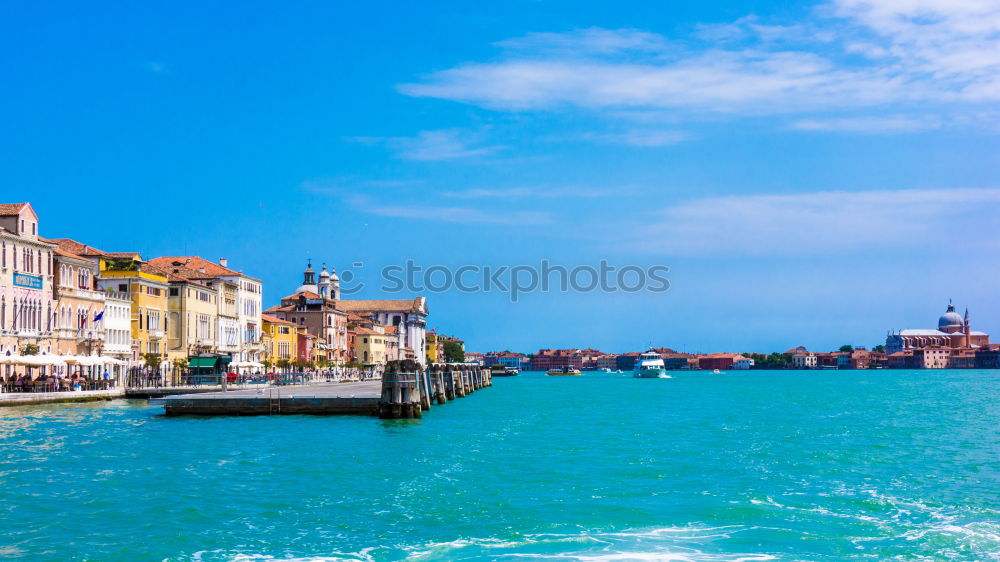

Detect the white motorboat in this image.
[633,351,670,378]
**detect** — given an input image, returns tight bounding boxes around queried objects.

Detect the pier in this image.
[154,362,493,417]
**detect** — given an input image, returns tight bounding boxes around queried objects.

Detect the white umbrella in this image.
[0,355,25,365]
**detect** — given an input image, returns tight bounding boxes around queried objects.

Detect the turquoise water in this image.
[1,370,999,561]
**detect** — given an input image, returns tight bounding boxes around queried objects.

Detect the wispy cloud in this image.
[301,180,553,225]
[789,115,941,132]
[441,185,633,199]
[629,187,1000,256]
[571,130,691,146]
[358,202,551,225]
[398,1,1000,130]
[347,129,505,161]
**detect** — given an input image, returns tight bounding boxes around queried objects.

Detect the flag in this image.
[94,310,104,323]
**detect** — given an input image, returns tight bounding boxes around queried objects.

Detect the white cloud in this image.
[302,180,553,225]
[790,114,941,132]
[576,130,691,146]
[496,27,673,56]
[630,187,1000,256]
[442,186,631,199]
[398,1,1000,127]
[347,129,505,161]
[358,202,552,225]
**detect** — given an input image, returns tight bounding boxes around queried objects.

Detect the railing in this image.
[148,330,165,339]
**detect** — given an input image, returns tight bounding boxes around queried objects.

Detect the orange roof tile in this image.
[0,203,30,216]
[148,256,238,277]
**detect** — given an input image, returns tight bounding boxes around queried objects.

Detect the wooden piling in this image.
[431,365,447,404]
[378,359,423,419]
[454,365,466,398]
[418,366,432,411]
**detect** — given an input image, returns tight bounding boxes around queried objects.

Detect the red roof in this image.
[0,203,30,216]
[262,314,295,325]
[148,256,238,277]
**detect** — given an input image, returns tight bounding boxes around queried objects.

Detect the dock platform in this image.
[152,381,381,416]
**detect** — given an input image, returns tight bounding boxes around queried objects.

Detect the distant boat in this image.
[634,351,670,378]
[547,367,582,376]
[713,369,721,374]
[491,365,519,377]
[600,367,612,373]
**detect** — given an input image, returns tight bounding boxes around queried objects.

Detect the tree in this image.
[443,340,465,363]
[276,359,290,372]
[262,358,274,372]
[873,345,886,353]
[838,345,854,353]
[21,343,39,356]
[144,354,162,370]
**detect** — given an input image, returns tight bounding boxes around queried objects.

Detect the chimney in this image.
[199,267,205,273]
[220,257,228,268]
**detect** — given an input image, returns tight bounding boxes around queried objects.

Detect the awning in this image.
[188,357,219,368]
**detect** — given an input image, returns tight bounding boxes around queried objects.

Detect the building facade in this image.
[48,241,105,357]
[886,302,990,354]
[0,203,57,358]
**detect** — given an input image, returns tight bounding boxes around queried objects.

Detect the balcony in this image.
[148,330,165,339]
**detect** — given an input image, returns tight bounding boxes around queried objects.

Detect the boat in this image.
[491,365,519,377]
[634,350,670,378]
[600,367,612,373]
[713,369,721,374]
[547,367,582,376]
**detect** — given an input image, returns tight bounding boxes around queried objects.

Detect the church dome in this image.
[319,264,330,281]
[938,303,964,330]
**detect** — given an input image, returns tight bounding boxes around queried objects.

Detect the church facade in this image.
[885,302,990,355]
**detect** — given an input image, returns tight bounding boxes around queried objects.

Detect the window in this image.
[169,288,179,297]
[118,284,128,293]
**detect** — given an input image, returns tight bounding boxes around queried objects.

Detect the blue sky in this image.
[3,0,999,354]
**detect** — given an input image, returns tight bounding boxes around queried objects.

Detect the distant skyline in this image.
[4,1,999,353]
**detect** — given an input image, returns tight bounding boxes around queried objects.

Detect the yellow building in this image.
[97,258,169,380]
[262,314,297,365]
[426,331,439,363]
[161,273,219,378]
[356,326,387,365]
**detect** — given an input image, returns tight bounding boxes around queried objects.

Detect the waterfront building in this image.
[46,239,105,357]
[336,297,428,367]
[616,352,640,371]
[0,203,57,358]
[203,277,240,362]
[464,351,485,366]
[426,331,440,363]
[355,325,387,365]
[885,302,990,354]
[262,314,297,365]
[384,324,400,362]
[974,348,1000,369]
[148,257,263,365]
[792,352,818,369]
[154,267,220,380]
[102,292,132,363]
[99,260,169,375]
[697,353,752,370]
[91,256,170,379]
[595,354,619,370]
[297,330,316,363]
[531,349,582,371]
